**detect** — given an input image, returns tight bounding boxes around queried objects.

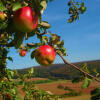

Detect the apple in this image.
[3,77,8,81]
[0,34,5,40]
[19,50,27,57]
[13,6,38,32]
[6,93,11,100]
[35,45,56,66]
[0,12,5,21]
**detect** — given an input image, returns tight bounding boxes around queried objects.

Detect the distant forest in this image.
[17,60,100,80]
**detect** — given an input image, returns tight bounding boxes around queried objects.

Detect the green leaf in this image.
[10,70,15,77]
[69,7,74,14]
[61,47,66,56]
[0,0,7,11]
[67,17,74,23]
[0,22,8,30]
[81,77,91,89]
[6,70,15,79]
[79,2,87,14]
[10,89,16,95]
[40,21,50,28]
[72,76,84,83]
[40,1,47,14]
[50,34,60,45]
[81,2,85,7]
[82,63,90,73]
[14,32,25,49]
[42,36,48,44]
[30,68,34,74]
[31,50,36,59]
[57,40,64,47]
[12,2,22,11]
[7,57,13,62]
[91,87,100,100]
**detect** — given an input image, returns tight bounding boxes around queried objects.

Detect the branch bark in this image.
[37,31,47,36]
[56,51,100,82]
[6,40,15,47]
[27,43,35,46]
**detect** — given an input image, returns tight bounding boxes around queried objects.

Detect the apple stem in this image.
[56,51,100,82]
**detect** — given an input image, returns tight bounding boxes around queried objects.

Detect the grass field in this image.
[36,80,100,95]
[3,78,100,100]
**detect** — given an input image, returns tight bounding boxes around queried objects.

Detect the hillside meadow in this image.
[11,78,100,100]
[12,60,100,100]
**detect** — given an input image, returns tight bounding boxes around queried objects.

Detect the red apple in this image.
[6,93,11,100]
[19,50,27,57]
[13,6,38,32]
[35,45,56,66]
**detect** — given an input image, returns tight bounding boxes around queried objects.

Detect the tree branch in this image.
[56,51,100,82]
[27,43,35,46]
[27,43,40,48]
[37,31,47,36]
[6,40,15,47]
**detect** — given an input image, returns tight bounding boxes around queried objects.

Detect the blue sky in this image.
[7,0,100,69]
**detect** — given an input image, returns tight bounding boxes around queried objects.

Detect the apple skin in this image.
[0,34,5,40]
[6,93,11,100]
[19,50,27,57]
[35,45,56,66]
[0,12,5,21]
[13,6,38,32]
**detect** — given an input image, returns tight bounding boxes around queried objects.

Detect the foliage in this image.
[81,77,92,89]
[0,0,68,98]
[91,87,100,100]
[67,0,87,23]
[0,0,96,99]
[0,68,59,100]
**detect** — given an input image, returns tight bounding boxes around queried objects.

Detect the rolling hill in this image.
[17,60,100,80]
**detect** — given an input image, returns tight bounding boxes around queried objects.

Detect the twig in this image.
[37,31,47,36]
[27,43,35,46]
[56,51,100,82]
[6,40,15,47]
[27,43,40,47]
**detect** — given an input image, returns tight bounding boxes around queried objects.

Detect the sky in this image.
[7,0,100,69]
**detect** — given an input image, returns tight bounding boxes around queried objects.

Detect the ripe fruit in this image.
[35,45,56,66]
[6,93,11,100]
[19,50,27,57]
[0,34,5,41]
[13,6,38,32]
[0,12,5,21]
[3,77,8,81]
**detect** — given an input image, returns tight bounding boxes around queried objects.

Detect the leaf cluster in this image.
[67,0,87,23]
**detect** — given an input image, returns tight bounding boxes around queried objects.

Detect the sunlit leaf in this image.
[12,2,22,11]
[0,0,7,11]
